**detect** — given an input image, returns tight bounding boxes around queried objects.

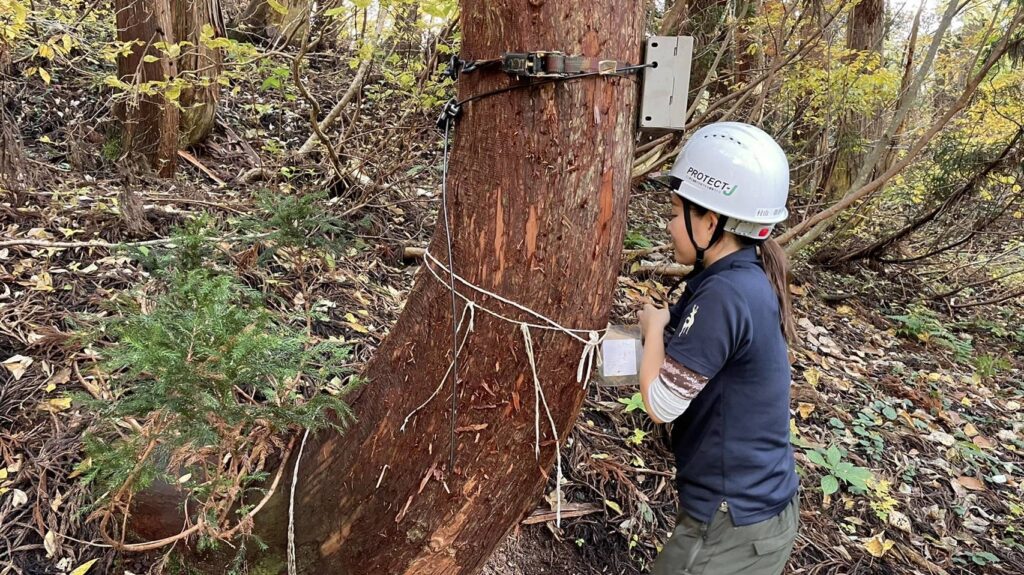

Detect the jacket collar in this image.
[681,245,760,295]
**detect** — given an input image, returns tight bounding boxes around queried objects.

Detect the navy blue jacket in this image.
[662,246,798,526]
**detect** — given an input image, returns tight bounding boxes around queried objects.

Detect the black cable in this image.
[440,117,461,472]
[458,63,652,108]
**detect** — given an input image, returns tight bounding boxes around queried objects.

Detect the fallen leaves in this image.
[956,475,986,491]
[863,531,895,557]
[9,489,28,508]
[797,402,816,419]
[925,430,956,447]
[69,559,99,575]
[43,530,58,558]
[344,312,370,334]
[2,354,34,380]
[888,510,912,534]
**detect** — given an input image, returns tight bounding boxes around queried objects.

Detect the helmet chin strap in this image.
[682,197,729,271]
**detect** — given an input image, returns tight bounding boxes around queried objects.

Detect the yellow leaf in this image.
[69,559,99,575]
[963,423,978,437]
[797,402,816,419]
[863,532,894,557]
[62,34,72,52]
[38,44,54,59]
[344,312,369,334]
[44,396,72,412]
[0,469,6,480]
[68,457,92,479]
[45,382,56,392]
[143,54,160,63]
[803,368,820,388]
[164,84,181,101]
[267,0,288,14]
[32,271,54,291]
[836,305,853,315]
[604,499,623,514]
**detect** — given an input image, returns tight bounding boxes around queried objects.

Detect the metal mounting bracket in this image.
[639,36,694,131]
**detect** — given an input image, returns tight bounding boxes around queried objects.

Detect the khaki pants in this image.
[651,495,799,575]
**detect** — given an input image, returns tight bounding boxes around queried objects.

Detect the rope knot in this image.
[576,330,602,385]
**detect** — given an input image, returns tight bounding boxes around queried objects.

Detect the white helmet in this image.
[667,122,790,240]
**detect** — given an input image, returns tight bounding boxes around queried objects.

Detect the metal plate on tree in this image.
[640,36,694,131]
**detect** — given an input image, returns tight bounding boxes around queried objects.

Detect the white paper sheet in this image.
[601,338,640,377]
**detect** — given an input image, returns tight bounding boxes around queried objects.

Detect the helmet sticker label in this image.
[755,207,786,218]
[685,167,734,195]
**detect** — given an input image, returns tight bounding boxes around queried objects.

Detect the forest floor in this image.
[2,48,1023,575]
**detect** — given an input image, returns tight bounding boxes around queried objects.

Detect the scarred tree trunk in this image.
[115,0,179,177]
[256,2,643,571]
[133,0,643,573]
[173,0,223,146]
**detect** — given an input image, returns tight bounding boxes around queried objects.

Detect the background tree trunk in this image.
[233,0,309,46]
[173,0,223,146]
[134,0,644,572]
[829,0,885,198]
[115,0,179,177]
[1,43,28,202]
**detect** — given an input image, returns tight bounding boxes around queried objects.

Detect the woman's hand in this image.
[638,304,670,338]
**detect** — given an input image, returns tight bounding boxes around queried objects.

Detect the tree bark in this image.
[173,0,223,146]
[134,1,644,573]
[115,0,180,177]
[232,0,309,46]
[830,0,885,198]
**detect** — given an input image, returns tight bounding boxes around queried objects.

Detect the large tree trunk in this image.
[173,0,223,146]
[134,0,643,573]
[258,2,643,571]
[115,0,180,177]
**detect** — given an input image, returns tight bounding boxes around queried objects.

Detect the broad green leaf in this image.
[825,445,842,467]
[820,474,839,496]
[807,450,828,468]
[617,392,646,413]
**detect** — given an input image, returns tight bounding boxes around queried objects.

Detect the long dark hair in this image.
[690,204,797,342]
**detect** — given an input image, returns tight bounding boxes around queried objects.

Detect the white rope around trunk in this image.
[421,249,603,386]
[398,249,604,527]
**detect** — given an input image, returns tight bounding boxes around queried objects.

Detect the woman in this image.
[638,122,799,575]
